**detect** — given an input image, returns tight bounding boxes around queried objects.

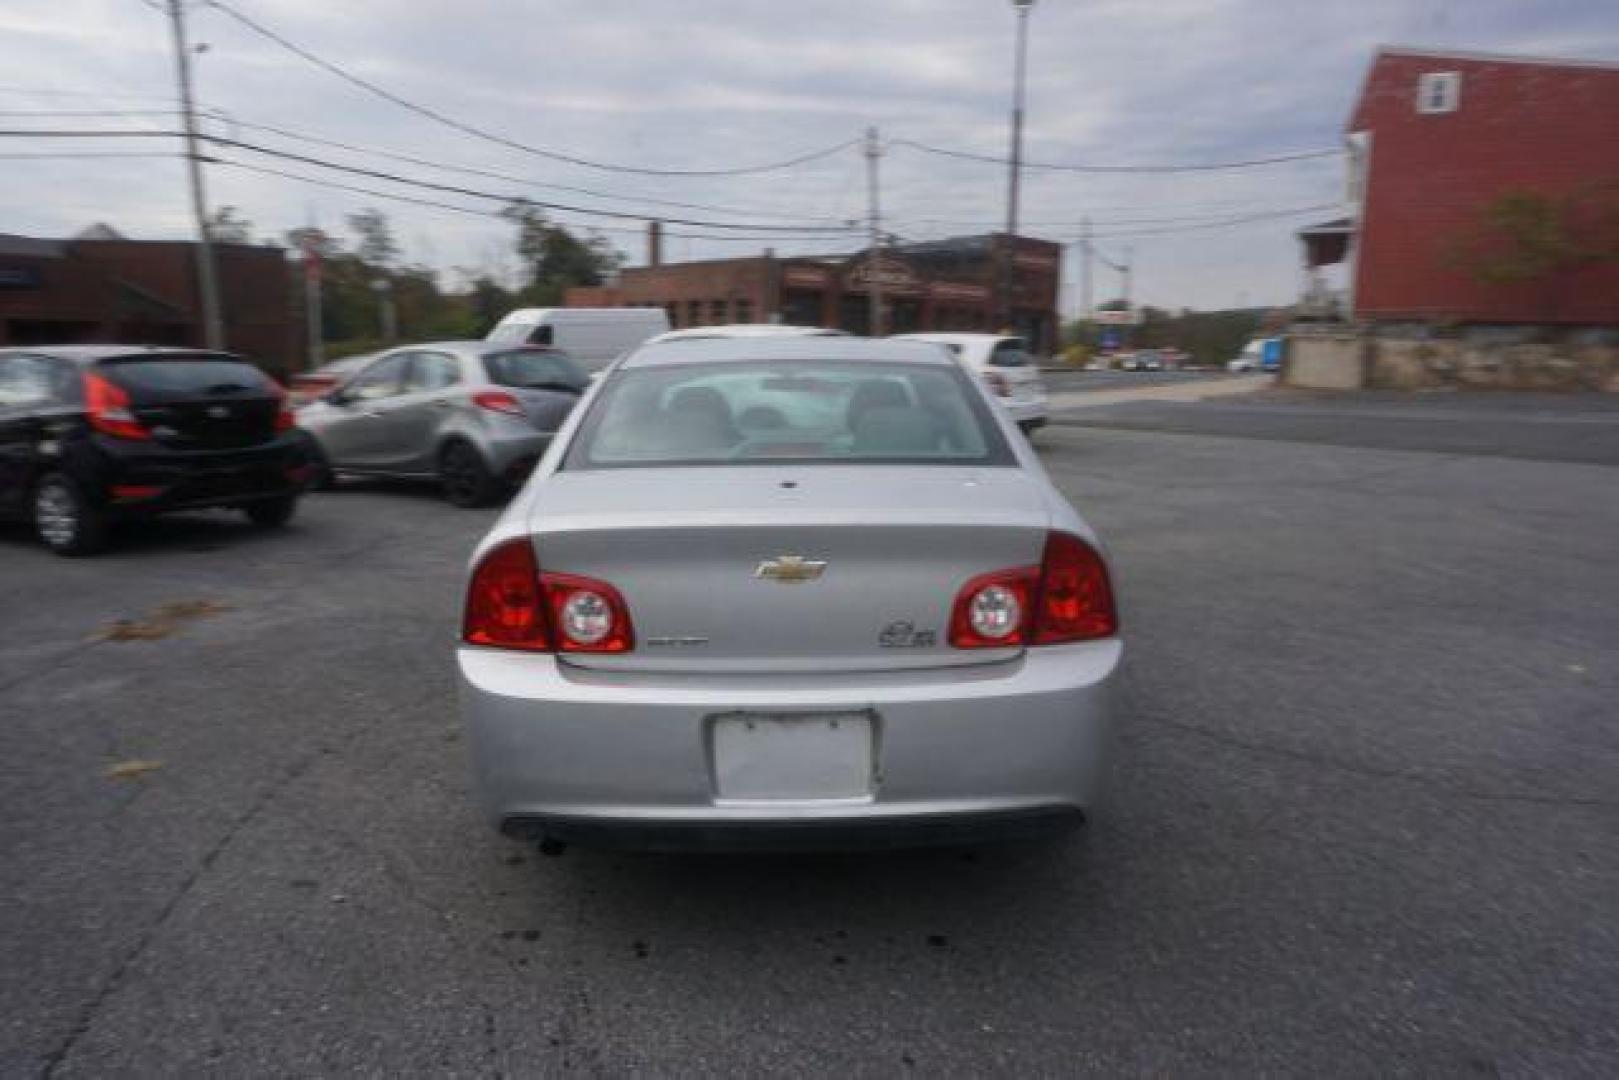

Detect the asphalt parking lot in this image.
[3,396,1616,1075]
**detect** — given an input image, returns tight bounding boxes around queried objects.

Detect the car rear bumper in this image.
[1000,396,1049,426]
[480,429,553,483]
[88,435,306,515]
[458,640,1121,848]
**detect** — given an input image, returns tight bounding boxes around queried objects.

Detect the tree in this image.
[1449,184,1619,285]
[206,205,253,244]
[500,200,624,305]
[347,207,400,268]
[283,226,341,260]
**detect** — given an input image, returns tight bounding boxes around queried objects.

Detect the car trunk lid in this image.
[527,465,1052,674]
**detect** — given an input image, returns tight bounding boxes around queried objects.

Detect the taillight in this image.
[461,540,634,653]
[83,372,150,440]
[949,532,1118,649]
[270,379,296,432]
[462,539,550,651]
[541,573,634,653]
[984,371,1011,397]
[1032,532,1118,644]
[474,390,525,417]
[950,567,1038,648]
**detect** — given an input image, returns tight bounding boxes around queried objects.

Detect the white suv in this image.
[893,333,1049,433]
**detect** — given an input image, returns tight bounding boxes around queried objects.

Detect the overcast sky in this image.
[5,0,1617,312]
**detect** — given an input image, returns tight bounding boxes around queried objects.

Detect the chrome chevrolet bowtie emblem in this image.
[754,555,827,583]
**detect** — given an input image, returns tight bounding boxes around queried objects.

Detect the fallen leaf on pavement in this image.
[104,759,163,780]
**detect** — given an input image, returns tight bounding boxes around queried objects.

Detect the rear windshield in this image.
[483,349,587,392]
[98,357,273,397]
[988,340,1032,368]
[566,360,1013,469]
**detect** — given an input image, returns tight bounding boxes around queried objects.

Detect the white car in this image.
[892,333,1049,434]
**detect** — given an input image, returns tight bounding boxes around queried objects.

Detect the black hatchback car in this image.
[0,346,307,555]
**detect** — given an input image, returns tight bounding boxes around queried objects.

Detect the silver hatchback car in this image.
[457,337,1121,850]
[297,342,587,506]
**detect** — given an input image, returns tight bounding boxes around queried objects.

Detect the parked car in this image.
[0,345,305,555]
[1228,337,1284,373]
[1120,350,1162,372]
[647,324,848,344]
[485,308,669,373]
[297,342,587,507]
[458,336,1121,852]
[289,354,373,405]
[892,333,1049,433]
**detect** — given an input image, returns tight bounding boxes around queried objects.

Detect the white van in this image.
[485,308,670,372]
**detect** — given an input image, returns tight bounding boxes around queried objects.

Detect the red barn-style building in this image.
[1308,48,1619,327]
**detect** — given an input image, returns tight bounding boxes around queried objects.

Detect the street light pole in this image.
[166,0,225,350]
[864,126,884,337]
[1000,0,1035,333]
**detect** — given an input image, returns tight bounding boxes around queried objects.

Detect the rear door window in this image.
[96,356,273,401]
[344,354,410,402]
[988,340,1032,367]
[404,352,461,393]
[0,354,68,408]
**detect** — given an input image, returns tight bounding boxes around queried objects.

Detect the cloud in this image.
[2,0,1612,310]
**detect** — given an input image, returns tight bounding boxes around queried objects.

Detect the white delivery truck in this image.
[485,308,670,372]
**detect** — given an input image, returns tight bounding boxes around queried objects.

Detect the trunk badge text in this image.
[754,555,827,584]
[646,636,709,648]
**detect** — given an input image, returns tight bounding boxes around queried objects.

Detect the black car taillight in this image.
[83,372,150,440]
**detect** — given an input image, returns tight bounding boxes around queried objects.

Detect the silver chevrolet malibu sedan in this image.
[457,336,1121,851]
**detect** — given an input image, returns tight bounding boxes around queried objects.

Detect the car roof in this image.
[0,345,239,365]
[893,333,1021,347]
[646,324,848,344]
[621,335,953,369]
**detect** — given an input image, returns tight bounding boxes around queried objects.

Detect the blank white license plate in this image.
[711,713,874,803]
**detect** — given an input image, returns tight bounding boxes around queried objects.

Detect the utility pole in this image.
[166,0,224,350]
[1001,0,1036,332]
[1078,217,1093,322]
[302,205,322,370]
[1122,246,1134,311]
[864,126,884,337]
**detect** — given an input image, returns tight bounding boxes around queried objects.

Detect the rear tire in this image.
[439,441,501,508]
[244,494,299,528]
[33,473,108,556]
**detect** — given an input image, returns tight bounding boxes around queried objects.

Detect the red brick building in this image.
[567,234,1063,353]
[1312,48,1619,326]
[0,231,297,372]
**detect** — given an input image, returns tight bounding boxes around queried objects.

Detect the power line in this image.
[0,128,861,232]
[202,0,862,178]
[195,111,855,225]
[891,137,1343,173]
[210,156,865,244]
[0,108,178,119]
[201,134,859,231]
[0,151,174,159]
[1088,203,1342,239]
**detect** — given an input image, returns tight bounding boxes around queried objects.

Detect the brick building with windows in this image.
[566,233,1063,353]
[0,229,296,372]
[1301,47,1619,327]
